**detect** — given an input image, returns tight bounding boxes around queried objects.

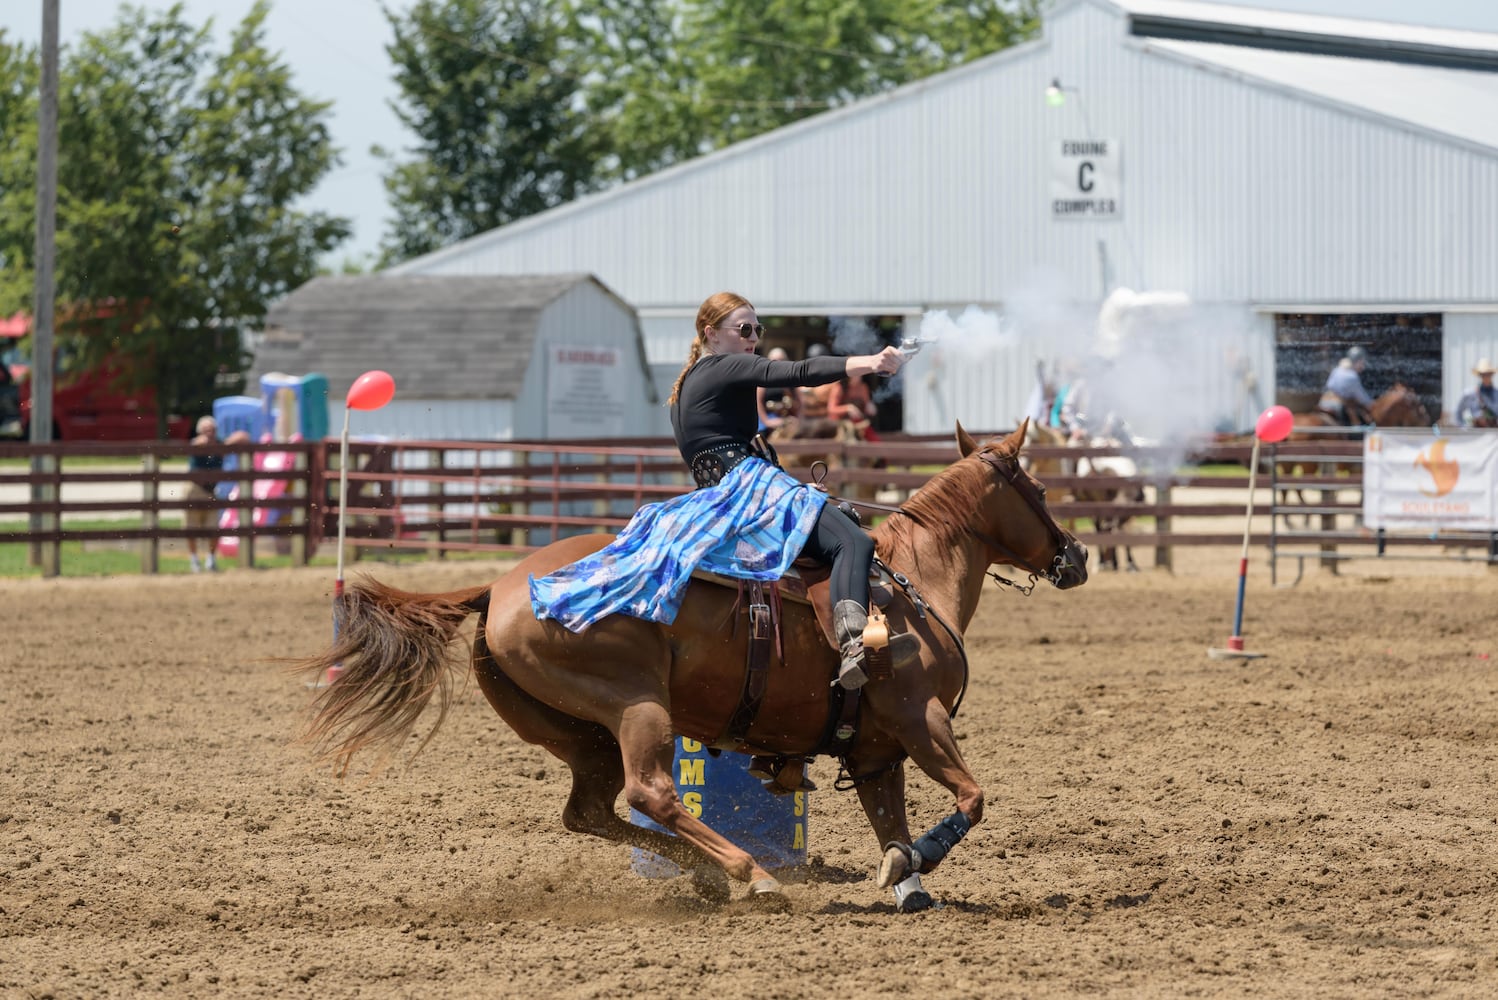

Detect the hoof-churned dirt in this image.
[4,552,1497,998]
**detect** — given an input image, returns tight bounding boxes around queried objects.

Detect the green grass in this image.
[0,516,313,577]
[1185,462,1252,478]
[0,455,187,470]
[0,517,522,578]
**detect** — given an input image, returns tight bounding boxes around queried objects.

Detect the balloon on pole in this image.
[1255,405,1294,444]
[323,370,397,686]
[1208,406,1292,661]
[346,370,396,411]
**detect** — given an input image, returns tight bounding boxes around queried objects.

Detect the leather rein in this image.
[825,448,1074,597]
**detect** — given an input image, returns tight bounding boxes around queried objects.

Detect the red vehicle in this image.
[0,313,193,441]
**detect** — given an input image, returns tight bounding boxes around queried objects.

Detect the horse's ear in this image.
[956,421,979,458]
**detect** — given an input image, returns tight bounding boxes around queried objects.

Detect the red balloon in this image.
[346,370,395,411]
[1255,404,1294,443]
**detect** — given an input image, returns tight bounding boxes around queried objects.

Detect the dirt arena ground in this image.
[4,548,1497,999]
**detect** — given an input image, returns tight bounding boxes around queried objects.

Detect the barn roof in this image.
[1105,0,1498,70]
[256,273,617,400]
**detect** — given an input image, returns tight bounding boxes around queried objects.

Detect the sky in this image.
[6,0,1498,269]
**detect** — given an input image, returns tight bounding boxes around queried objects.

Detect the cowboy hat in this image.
[1475,358,1497,376]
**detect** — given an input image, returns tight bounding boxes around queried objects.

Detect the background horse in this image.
[293,421,1087,913]
[1291,383,1433,434]
[1024,420,1143,571]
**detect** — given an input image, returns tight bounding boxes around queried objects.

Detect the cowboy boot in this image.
[832,600,872,689]
[832,600,919,690]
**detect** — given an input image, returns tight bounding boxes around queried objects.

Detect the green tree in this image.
[378,0,1040,263]
[377,0,605,264]
[565,0,702,182]
[0,3,349,435]
[0,32,41,305]
[573,0,1041,179]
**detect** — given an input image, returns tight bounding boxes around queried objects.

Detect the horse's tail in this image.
[294,577,493,776]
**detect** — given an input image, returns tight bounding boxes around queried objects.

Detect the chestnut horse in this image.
[293,421,1088,913]
[1291,382,1432,433]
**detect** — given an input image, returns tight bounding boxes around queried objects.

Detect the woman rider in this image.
[529,291,912,689]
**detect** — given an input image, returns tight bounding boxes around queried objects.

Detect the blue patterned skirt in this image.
[529,458,826,633]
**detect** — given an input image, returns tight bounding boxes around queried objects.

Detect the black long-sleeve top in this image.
[670,353,847,460]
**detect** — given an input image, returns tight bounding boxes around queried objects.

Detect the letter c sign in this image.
[1078,161,1094,193]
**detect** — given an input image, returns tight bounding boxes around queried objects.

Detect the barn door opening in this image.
[1273,312,1442,419]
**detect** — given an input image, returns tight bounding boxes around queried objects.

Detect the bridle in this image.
[829,446,1079,595]
[961,449,1080,593]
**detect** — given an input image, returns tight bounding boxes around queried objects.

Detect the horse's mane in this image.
[876,441,1011,554]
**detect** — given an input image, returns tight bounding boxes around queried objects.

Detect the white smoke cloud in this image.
[910,277,1262,477]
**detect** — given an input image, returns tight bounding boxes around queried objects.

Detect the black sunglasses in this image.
[716,322,765,339]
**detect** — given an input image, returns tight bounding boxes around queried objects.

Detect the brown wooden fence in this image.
[3,432,1493,579]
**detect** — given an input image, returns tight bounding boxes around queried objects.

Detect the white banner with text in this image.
[1363,429,1498,532]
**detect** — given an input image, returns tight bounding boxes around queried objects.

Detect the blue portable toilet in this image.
[211,395,268,499]
[213,395,267,441]
[258,372,331,441]
[299,373,330,440]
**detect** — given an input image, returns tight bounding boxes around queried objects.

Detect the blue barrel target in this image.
[630,737,809,877]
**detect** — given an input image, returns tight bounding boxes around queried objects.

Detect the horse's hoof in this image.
[877,844,913,889]
[690,864,731,904]
[897,889,935,913]
[747,878,790,912]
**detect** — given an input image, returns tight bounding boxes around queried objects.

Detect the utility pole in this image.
[30,0,59,575]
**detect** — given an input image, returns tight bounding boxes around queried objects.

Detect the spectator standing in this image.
[184,416,249,572]
[1318,346,1375,426]
[1457,357,1498,428]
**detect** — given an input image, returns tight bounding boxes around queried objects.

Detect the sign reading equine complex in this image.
[546,345,627,438]
[1051,139,1121,219]
[1363,430,1498,531]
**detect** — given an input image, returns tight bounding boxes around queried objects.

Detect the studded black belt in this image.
[689,442,754,489]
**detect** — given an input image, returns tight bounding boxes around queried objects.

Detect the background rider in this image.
[1319,345,1375,426]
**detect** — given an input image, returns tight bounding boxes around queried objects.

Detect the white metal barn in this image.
[384,0,1498,440]
[253,273,658,441]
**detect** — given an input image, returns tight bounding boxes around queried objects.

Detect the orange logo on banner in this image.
[1413,439,1460,497]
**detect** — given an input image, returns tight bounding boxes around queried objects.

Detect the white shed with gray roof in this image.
[254,273,664,440]
[383,0,1498,437]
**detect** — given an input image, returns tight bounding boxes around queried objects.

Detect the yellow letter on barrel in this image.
[679,758,705,786]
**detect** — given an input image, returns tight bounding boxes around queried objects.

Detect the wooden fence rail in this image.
[2,433,1493,578]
